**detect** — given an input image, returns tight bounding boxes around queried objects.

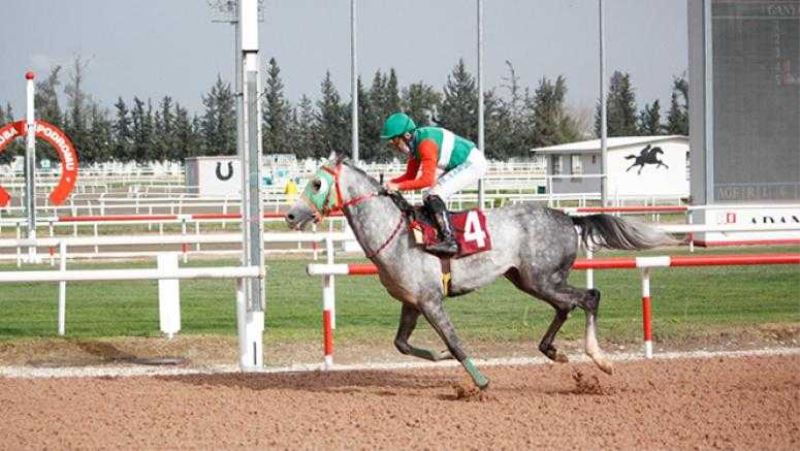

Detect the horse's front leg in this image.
[418,297,489,389]
[539,307,572,363]
[394,303,453,361]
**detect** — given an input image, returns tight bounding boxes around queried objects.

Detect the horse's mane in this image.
[341,159,383,190]
[341,158,415,214]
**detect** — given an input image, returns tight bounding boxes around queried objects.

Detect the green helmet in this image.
[380,112,416,140]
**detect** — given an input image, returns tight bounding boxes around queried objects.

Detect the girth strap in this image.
[439,257,452,297]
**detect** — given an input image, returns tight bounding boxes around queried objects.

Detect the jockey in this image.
[380,112,487,255]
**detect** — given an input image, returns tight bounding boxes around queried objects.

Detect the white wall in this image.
[186,157,241,197]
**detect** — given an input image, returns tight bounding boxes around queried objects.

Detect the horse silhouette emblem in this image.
[625,144,669,175]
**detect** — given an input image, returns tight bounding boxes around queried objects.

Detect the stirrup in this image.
[427,239,458,255]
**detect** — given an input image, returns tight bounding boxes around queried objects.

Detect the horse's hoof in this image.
[478,380,490,391]
[554,351,570,363]
[594,357,614,375]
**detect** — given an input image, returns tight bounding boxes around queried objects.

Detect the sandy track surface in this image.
[1,351,798,450]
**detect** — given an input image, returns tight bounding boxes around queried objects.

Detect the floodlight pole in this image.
[477,0,485,210]
[599,0,609,206]
[350,0,359,164]
[236,0,264,370]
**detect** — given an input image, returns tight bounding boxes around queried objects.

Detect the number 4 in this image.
[463,211,487,248]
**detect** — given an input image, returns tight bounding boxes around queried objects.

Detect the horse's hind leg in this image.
[534,282,613,375]
[394,303,453,361]
[582,288,613,374]
[418,297,489,389]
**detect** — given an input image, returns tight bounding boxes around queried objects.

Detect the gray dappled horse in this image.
[285,154,674,389]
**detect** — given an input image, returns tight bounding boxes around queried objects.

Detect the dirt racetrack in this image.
[1,352,798,450]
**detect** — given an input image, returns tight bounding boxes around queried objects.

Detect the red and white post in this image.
[322,236,335,368]
[640,267,653,358]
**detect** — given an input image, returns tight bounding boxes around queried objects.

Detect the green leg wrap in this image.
[462,357,489,389]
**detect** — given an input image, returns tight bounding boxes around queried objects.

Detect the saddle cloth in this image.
[409,208,492,258]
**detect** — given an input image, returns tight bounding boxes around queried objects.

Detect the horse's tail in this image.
[571,214,679,251]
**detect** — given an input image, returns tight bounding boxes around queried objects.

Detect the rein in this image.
[313,163,405,259]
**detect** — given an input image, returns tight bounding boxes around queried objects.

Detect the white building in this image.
[531,135,690,199]
[185,156,241,197]
[185,155,300,196]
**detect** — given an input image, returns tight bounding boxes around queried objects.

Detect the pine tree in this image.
[665,76,689,135]
[85,103,113,163]
[200,75,236,155]
[315,71,349,158]
[595,71,639,137]
[497,61,535,158]
[112,97,133,161]
[291,95,318,160]
[173,103,198,160]
[63,56,92,163]
[152,96,175,161]
[484,88,513,160]
[402,81,442,128]
[262,57,292,154]
[357,77,381,162]
[35,66,63,127]
[531,76,581,147]
[637,100,662,135]
[440,59,478,142]
[131,97,154,162]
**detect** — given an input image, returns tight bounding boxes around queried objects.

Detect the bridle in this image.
[303,161,405,259]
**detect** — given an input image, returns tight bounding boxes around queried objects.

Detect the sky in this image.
[0,0,688,119]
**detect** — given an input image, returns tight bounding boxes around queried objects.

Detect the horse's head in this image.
[285,153,344,230]
[285,152,382,230]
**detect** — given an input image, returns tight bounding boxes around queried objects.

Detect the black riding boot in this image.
[424,195,458,255]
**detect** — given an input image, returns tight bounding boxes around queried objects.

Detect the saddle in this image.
[386,191,492,259]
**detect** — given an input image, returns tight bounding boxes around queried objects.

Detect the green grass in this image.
[0,246,797,347]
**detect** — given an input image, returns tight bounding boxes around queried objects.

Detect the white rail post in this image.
[157,253,181,339]
[640,267,653,358]
[15,224,21,268]
[181,216,188,264]
[585,247,594,289]
[57,241,67,336]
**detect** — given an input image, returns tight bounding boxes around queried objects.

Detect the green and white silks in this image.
[412,128,487,200]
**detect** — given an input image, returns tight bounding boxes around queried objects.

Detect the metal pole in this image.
[702,0,714,204]
[238,0,264,370]
[477,0,485,210]
[25,71,37,261]
[599,0,609,206]
[350,0,359,163]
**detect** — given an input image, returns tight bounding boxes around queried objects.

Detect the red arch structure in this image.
[0,120,79,207]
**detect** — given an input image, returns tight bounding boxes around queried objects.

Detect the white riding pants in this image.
[427,149,488,201]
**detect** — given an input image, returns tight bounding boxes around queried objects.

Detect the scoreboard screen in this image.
[712,0,800,202]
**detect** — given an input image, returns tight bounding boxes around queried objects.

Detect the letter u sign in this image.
[0,120,79,207]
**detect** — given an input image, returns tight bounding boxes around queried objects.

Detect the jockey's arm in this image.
[390,157,420,184]
[393,140,438,191]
